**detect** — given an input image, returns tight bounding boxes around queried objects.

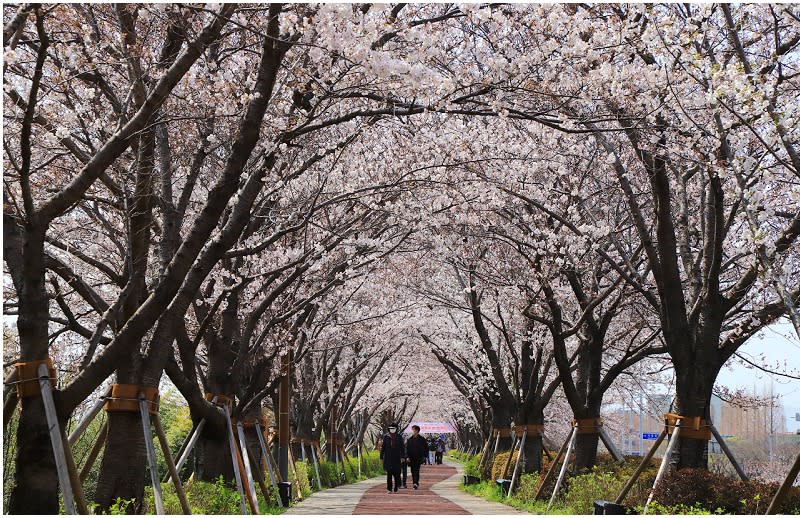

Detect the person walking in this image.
[405,425,428,489]
[427,434,437,465]
[435,435,446,464]
[380,423,405,493]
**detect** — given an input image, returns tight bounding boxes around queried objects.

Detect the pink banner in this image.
[403,422,457,434]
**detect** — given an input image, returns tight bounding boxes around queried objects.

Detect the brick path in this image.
[353,464,468,514]
[286,459,527,515]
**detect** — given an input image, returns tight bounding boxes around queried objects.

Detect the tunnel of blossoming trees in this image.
[3,3,800,515]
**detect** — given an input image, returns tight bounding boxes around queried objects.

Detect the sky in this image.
[716,319,800,433]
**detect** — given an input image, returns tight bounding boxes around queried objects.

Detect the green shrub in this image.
[560,470,625,514]
[463,455,481,478]
[652,468,800,514]
[293,461,312,496]
[144,476,245,514]
[491,450,519,480]
[512,472,541,502]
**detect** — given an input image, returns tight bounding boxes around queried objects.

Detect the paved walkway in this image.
[285,460,527,515]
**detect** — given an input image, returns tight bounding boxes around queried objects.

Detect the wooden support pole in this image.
[80,421,108,483]
[288,445,303,499]
[507,430,527,498]
[139,393,165,515]
[267,444,283,485]
[614,429,666,504]
[68,393,107,447]
[501,436,518,479]
[534,428,573,501]
[709,424,748,481]
[598,426,625,462]
[255,424,279,487]
[357,442,362,478]
[340,443,355,480]
[547,425,577,510]
[540,433,554,462]
[59,424,90,515]
[237,422,260,512]
[38,363,77,514]
[153,413,191,514]
[766,447,800,515]
[167,418,206,484]
[644,419,682,514]
[476,433,492,473]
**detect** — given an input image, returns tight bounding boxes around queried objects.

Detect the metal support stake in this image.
[168,418,206,484]
[245,440,273,504]
[238,422,260,509]
[534,429,573,501]
[223,406,249,514]
[709,424,748,481]
[644,419,682,513]
[598,426,625,462]
[38,363,77,515]
[308,440,323,490]
[138,392,164,515]
[357,442,361,478]
[153,413,191,514]
[67,394,107,447]
[547,425,577,510]
[80,421,108,483]
[165,419,200,483]
[614,429,666,504]
[507,430,527,498]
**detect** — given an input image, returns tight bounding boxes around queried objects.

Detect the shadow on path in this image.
[354,463,468,514]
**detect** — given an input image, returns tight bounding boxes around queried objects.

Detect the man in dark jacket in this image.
[380,423,405,493]
[405,425,428,489]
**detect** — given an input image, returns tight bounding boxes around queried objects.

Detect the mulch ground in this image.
[353,463,469,515]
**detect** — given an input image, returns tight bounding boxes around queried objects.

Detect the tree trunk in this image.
[521,433,543,473]
[93,411,148,513]
[573,432,600,471]
[671,352,721,469]
[9,397,59,514]
[196,433,235,483]
[9,226,59,514]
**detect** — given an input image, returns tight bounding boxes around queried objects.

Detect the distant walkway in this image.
[285,460,527,515]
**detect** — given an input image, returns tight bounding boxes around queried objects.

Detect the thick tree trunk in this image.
[9,397,59,514]
[9,226,60,514]
[291,408,316,460]
[572,405,603,471]
[94,411,148,513]
[196,433,234,483]
[573,432,601,471]
[671,354,721,469]
[521,433,543,473]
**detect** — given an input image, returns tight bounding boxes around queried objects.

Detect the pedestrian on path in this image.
[428,434,437,465]
[405,425,428,489]
[380,422,405,493]
[435,435,446,464]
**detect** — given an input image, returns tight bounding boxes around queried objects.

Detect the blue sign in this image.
[642,433,660,440]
